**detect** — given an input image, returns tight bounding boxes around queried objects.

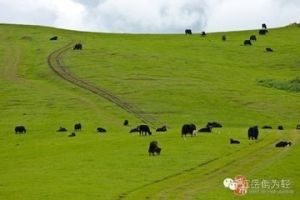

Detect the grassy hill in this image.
[0,24,299,199]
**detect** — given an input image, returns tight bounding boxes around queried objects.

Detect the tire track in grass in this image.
[121,133,298,199]
[47,43,160,126]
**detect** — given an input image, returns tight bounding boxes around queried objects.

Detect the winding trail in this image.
[47,42,160,126]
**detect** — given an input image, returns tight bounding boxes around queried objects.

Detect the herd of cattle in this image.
[185,23,273,52]
[14,120,298,155]
[50,24,272,53]
[45,23,295,154]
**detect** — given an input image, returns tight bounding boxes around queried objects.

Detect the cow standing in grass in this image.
[248,126,259,140]
[244,40,252,46]
[139,125,152,136]
[74,123,82,131]
[262,23,267,29]
[185,29,192,35]
[250,35,257,41]
[259,29,268,35]
[15,126,26,134]
[148,141,161,156]
[181,124,196,137]
[73,43,82,50]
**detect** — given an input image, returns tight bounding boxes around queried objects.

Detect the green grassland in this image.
[0,24,299,199]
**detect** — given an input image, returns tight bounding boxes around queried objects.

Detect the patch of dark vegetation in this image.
[257,77,300,92]
[287,22,300,27]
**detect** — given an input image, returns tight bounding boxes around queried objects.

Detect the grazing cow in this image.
[222,35,226,41]
[156,125,167,132]
[15,126,26,134]
[185,29,192,35]
[278,125,284,130]
[259,29,268,35]
[57,127,67,132]
[181,124,197,137]
[97,127,107,133]
[73,43,82,50]
[68,132,76,137]
[123,120,129,126]
[262,23,267,29]
[74,123,82,131]
[250,35,257,41]
[296,124,300,130]
[201,31,206,36]
[130,127,140,133]
[275,141,292,147]
[230,138,240,144]
[206,122,222,128]
[262,125,272,129]
[139,125,152,136]
[199,127,211,133]
[244,40,252,46]
[266,48,273,52]
[148,141,161,156]
[50,36,58,40]
[248,126,259,140]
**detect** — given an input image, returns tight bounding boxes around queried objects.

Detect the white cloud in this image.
[0,0,299,33]
[206,0,300,32]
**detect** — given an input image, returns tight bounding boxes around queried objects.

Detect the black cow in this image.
[15,126,26,134]
[206,122,222,128]
[68,132,76,137]
[181,124,196,137]
[185,29,192,35]
[275,141,292,147]
[50,36,58,40]
[278,125,284,130]
[97,127,107,133]
[73,43,82,50]
[222,35,226,41]
[74,123,82,131]
[262,125,272,129]
[296,124,300,130]
[57,127,67,132]
[259,29,268,35]
[199,127,211,133]
[201,31,206,36]
[266,48,273,52]
[262,23,267,29]
[156,125,167,132]
[148,141,161,156]
[230,138,240,144]
[123,120,129,126]
[139,125,152,136]
[248,126,259,140]
[244,40,252,46]
[250,35,257,41]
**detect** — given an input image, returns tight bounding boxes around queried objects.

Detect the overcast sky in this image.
[0,0,299,33]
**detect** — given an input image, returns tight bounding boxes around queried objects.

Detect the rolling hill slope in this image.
[0,24,299,200]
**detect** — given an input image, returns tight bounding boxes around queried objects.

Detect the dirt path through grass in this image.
[48,43,161,127]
